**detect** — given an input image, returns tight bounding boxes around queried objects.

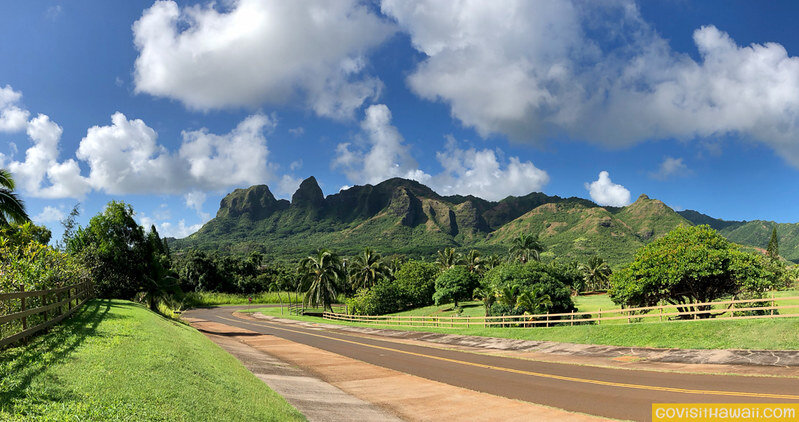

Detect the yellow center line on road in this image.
[215,314,799,401]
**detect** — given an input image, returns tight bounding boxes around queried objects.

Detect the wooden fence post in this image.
[598,308,601,325]
[570,310,574,326]
[20,284,27,331]
[659,306,663,322]
[771,293,775,316]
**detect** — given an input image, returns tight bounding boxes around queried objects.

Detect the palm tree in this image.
[509,233,544,263]
[578,256,612,292]
[0,169,29,226]
[482,254,503,271]
[498,285,521,308]
[473,286,496,310]
[516,287,553,314]
[349,247,390,290]
[298,249,346,312]
[436,247,464,270]
[465,249,483,274]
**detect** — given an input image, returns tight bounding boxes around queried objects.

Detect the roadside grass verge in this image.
[248,306,799,350]
[0,299,304,421]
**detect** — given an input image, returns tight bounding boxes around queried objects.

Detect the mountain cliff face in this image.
[170,176,792,265]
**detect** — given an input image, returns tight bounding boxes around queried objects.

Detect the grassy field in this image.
[249,303,799,350]
[0,299,304,421]
[183,291,305,307]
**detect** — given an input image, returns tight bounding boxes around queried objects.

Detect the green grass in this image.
[0,299,304,421]
[183,291,304,307]
[249,304,799,350]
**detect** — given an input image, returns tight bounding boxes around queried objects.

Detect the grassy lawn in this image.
[0,299,304,421]
[249,304,799,350]
[183,291,304,307]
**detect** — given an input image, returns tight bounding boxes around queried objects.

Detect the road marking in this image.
[214,314,799,401]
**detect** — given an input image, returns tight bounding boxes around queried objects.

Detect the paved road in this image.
[186,306,799,421]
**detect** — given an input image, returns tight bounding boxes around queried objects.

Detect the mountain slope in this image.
[171,177,794,266]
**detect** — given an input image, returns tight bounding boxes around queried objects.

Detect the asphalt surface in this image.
[186,306,799,421]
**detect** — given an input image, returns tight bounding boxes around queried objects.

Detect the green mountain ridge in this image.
[169,177,795,266]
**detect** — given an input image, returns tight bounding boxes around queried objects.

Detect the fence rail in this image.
[0,282,92,348]
[285,301,346,315]
[322,295,799,328]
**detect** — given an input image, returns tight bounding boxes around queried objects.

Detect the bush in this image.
[346,280,404,315]
[482,262,575,317]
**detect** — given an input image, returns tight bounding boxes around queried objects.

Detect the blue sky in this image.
[2,0,799,240]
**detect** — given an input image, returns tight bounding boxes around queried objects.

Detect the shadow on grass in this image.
[0,299,111,410]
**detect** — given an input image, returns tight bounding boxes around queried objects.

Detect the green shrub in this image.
[394,260,439,307]
[346,280,403,315]
[433,266,479,307]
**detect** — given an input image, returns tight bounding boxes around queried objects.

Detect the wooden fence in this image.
[322,295,799,328]
[286,301,346,315]
[0,281,93,348]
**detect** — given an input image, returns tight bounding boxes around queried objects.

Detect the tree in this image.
[578,256,612,292]
[609,225,776,317]
[0,169,29,226]
[433,266,478,307]
[509,233,544,263]
[767,226,779,261]
[69,201,151,299]
[465,249,483,274]
[299,249,346,312]
[393,260,439,307]
[436,247,464,270]
[349,247,390,290]
[515,287,553,314]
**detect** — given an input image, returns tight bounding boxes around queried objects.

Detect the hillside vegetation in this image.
[171,176,794,266]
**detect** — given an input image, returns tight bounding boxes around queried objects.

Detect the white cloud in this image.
[334,104,549,200]
[2,114,91,198]
[75,112,276,195]
[276,174,302,197]
[132,0,394,119]
[333,104,431,184]
[585,171,631,207]
[382,1,799,166]
[179,114,276,191]
[0,85,30,133]
[184,190,210,220]
[289,127,305,137]
[650,156,689,180]
[33,206,64,223]
[433,137,549,200]
[2,90,288,199]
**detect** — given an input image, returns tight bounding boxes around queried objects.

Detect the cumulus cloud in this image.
[333,104,431,184]
[184,190,210,220]
[33,206,64,223]
[133,0,394,119]
[382,0,799,166]
[585,171,631,207]
[276,174,303,197]
[140,211,203,239]
[650,156,690,180]
[0,85,30,133]
[433,137,549,200]
[74,112,276,195]
[1,114,91,198]
[334,104,549,200]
